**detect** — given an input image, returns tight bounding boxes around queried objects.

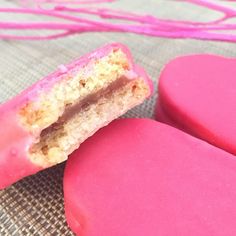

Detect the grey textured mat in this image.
[1,1,236,235]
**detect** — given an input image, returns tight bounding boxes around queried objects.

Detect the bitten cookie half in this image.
[0,43,152,189]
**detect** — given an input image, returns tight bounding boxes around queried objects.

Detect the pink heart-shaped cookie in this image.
[64,118,236,236]
[156,55,236,155]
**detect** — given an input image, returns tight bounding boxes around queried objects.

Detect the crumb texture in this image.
[30,80,148,167]
[19,49,129,133]
[18,49,149,167]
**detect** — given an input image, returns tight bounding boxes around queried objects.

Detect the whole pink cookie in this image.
[64,118,236,236]
[156,55,236,155]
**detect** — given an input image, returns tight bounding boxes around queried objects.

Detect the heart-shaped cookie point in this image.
[64,118,236,236]
[156,54,236,155]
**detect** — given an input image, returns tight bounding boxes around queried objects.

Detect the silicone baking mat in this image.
[1,0,236,235]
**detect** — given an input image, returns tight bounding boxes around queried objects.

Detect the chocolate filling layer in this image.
[30,76,132,157]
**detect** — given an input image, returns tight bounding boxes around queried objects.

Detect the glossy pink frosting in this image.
[64,118,236,236]
[156,55,236,156]
[0,105,42,189]
[0,43,152,189]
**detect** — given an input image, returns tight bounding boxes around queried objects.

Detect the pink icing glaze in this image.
[1,1,236,42]
[156,54,236,155]
[6,43,135,106]
[0,106,42,189]
[64,118,236,236]
[20,0,114,5]
[0,43,152,189]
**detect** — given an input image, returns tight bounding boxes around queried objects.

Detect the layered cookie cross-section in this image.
[0,43,152,189]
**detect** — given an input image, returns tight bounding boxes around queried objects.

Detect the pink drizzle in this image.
[1,0,236,42]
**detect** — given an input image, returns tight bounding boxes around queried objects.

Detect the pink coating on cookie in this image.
[133,64,153,96]
[3,42,152,108]
[0,106,42,189]
[58,64,68,73]
[0,43,152,189]
[64,118,236,236]
[5,43,135,108]
[156,55,236,156]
